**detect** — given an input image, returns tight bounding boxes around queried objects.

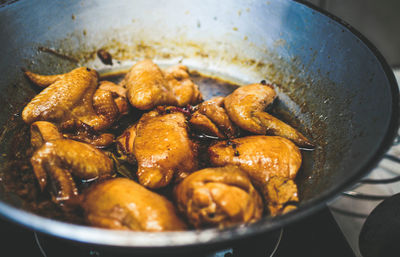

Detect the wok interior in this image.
[0,0,396,242]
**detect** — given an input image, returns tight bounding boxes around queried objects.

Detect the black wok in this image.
[0,0,398,255]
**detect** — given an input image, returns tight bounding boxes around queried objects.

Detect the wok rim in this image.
[0,0,398,250]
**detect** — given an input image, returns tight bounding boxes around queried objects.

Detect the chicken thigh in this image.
[208,135,302,215]
[81,178,186,231]
[224,83,313,148]
[31,139,114,203]
[175,166,263,228]
[117,107,198,188]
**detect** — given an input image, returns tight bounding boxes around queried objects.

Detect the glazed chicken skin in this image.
[163,64,203,106]
[189,97,238,139]
[224,83,313,148]
[81,178,186,231]
[117,107,198,189]
[97,80,129,116]
[116,122,138,164]
[122,59,176,110]
[31,139,114,203]
[208,135,302,215]
[122,59,202,110]
[30,121,63,149]
[22,67,122,132]
[175,166,263,228]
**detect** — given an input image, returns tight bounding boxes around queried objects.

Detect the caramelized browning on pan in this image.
[11,58,313,231]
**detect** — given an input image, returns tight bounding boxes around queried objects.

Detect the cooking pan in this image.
[0,0,398,255]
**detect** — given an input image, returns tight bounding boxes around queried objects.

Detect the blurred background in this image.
[306,0,400,67]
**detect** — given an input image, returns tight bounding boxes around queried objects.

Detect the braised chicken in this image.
[30,120,115,153]
[31,139,114,203]
[22,68,128,147]
[122,59,202,110]
[189,97,238,139]
[164,64,203,106]
[30,121,63,149]
[22,67,120,131]
[175,166,263,228]
[208,135,302,215]
[98,80,129,116]
[81,178,186,231]
[224,83,313,148]
[116,122,138,164]
[18,59,314,230]
[122,59,176,110]
[117,107,198,188]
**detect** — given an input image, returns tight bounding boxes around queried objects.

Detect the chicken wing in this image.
[175,166,263,228]
[81,178,186,231]
[122,60,202,110]
[30,139,114,203]
[224,83,313,148]
[115,123,138,164]
[30,121,63,149]
[22,67,120,131]
[98,80,129,116]
[164,64,203,106]
[122,59,177,110]
[208,135,302,215]
[189,97,238,139]
[117,108,198,188]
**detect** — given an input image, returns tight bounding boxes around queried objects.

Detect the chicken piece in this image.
[92,88,119,121]
[98,80,129,116]
[31,139,114,202]
[122,59,177,110]
[175,166,263,229]
[81,178,186,231]
[208,135,302,215]
[25,70,128,118]
[189,97,238,139]
[164,64,203,106]
[22,67,119,131]
[224,83,313,148]
[122,60,202,110]
[62,129,115,148]
[23,69,63,88]
[30,120,114,149]
[117,108,198,188]
[30,121,63,149]
[265,176,299,215]
[115,123,138,164]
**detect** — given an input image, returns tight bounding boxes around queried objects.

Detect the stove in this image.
[0,206,355,257]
